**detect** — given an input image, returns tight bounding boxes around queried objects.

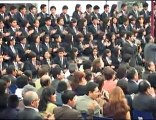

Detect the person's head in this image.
[0,4,6,13]
[28,51,36,61]
[19,5,26,15]
[92,47,98,56]
[117,79,128,94]
[57,81,68,93]
[94,75,105,91]
[121,3,127,11]
[50,6,56,14]
[44,51,51,59]
[84,69,93,82]
[70,18,77,27]
[112,17,118,24]
[57,17,64,26]
[40,75,51,87]
[135,65,144,80]
[147,73,156,89]
[23,91,40,108]
[54,34,62,43]
[86,4,92,13]
[22,84,36,97]
[143,2,148,10]
[24,70,32,80]
[40,4,47,13]
[93,5,100,14]
[57,47,65,58]
[10,6,17,14]
[62,5,68,14]
[68,63,78,74]
[8,36,16,46]
[0,20,4,29]
[122,53,131,64]
[104,4,109,13]
[138,80,151,94]
[76,33,84,42]
[33,34,40,43]
[103,49,111,58]
[137,16,144,24]
[145,61,155,72]
[19,36,27,44]
[75,4,81,12]
[51,66,64,80]
[109,86,125,103]
[2,75,11,88]
[86,82,99,100]
[83,60,92,70]
[10,18,17,28]
[103,67,116,80]
[45,17,51,26]
[110,4,117,13]
[127,67,138,81]
[62,90,76,107]
[92,17,99,25]
[133,3,138,11]
[116,65,127,79]
[71,47,78,57]
[6,65,16,76]
[92,58,103,73]
[38,66,49,78]
[8,95,19,108]
[123,17,129,26]
[16,75,28,88]
[43,34,50,43]
[29,5,37,14]
[33,19,40,28]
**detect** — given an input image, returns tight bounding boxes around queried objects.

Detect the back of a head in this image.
[126,67,137,80]
[16,75,28,88]
[103,66,115,80]
[138,80,151,93]
[57,81,67,93]
[23,91,38,106]
[6,65,15,74]
[117,79,128,94]
[40,75,51,87]
[61,90,75,104]
[83,60,92,70]
[85,82,98,95]
[51,66,62,79]
[148,73,156,89]
[68,63,78,73]
[22,84,36,98]
[8,95,19,108]
[38,66,49,78]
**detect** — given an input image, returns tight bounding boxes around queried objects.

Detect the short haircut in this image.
[2,75,11,83]
[16,75,28,88]
[40,75,51,87]
[86,4,92,9]
[0,4,5,9]
[126,67,137,80]
[85,82,98,95]
[103,67,115,80]
[38,67,49,78]
[57,47,65,53]
[57,81,67,93]
[18,5,26,12]
[40,4,46,10]
[23,91,38,106]
[8,95,19,108]
[138,80,151,93]
[84,69,93,82]
[62,5,68,10]
[93,5,100,10]
[50,6,56,10]
[10,6,16,11]
[104,4,109,9]
[29,5,36,11]
[143,2,148,8]
[121,3,127,8]
[6,65,15,74]
[22,84,36,97]
[68,63,78,73]
[51,66,62,79]
[61,90,75,104]
[83,60,92,70]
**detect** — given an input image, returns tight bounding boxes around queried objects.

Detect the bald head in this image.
[40,75,51,87]
[23,91,39,107]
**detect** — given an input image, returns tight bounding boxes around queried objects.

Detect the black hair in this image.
[85,82,98,95]
[61,90,75,104]
[16,75,28,88]
[8,95,19,108]
[138,80,150,93]
[51,66,62,79]
[57,81,67,93]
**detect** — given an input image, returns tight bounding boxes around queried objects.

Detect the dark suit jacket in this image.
[54,106,83,120]
[72,11,81,21]
[27,13,37,26]
[60,13,70,26]
[6,45,18,62]
[84,11,92,25]
[132,93,156,113]
[140,9,150,19]
[127,80,138,94]
[2,107,19,119]
[100,12,110,20]
[53,56,68,69]
[15,12,28,27]
[17,108,43,120]
[37,12,49,27]
[90,12,100,20]
[128,10,140,19]
[88,24,100,39]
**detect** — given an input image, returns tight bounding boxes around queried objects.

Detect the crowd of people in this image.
[0,1,156,119]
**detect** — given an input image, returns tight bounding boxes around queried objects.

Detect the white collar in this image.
[63,104,72,109]
[25,106,39,112]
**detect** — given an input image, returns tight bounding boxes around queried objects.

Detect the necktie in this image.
[36,44,39,51]
[65,14,67,22]
[11,46,16,54]
[61,57,63,66]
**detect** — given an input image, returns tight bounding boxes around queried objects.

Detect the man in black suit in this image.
[91,5,100,20]
[140,2,150,20]
[100,4,110,21]
[84,4,92,26]
[27,5,37,26]
[127,67,139,94]
[119,17,130,32]
[17,91,43,120]
[118,3,128,25]
[132,80,156,114]
[0,4,10,26]
[128,3,140,19]
[49,6,58,27]
[15,5,28,28]
[7,6,17,19]
[60,5,70,27]
[54,90,83,120]
[53,47,68,70]
[37,4,49,27]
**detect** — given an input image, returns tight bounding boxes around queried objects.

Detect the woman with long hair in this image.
[103,86,131,119]
[38,87,57,117]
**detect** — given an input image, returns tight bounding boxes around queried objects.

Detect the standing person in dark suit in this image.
[91,5,100,20]
[60,5,70,27]
[67,18,78,36]
[119,17,130,32]
[128,3,140,19]
[77,18,88,36]
[15,5,28,28]
[140,2,150,20]
[42,34,53,54]
[53,47,68,70]
[27,5,37,26]
[49,6,58,27]
[37,4,49,27]
[100,4,110,21]
[32,19,42,36]
[118,3,128,25]
[128,17,136,32]
[127,67,139,95]
[54,90,83,120]
[17,91,43,120]
[84,4,92,26]
[72,4,82,21]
